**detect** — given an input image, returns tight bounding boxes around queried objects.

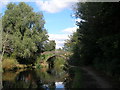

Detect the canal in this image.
[2,60,85,89]
[2,67,83,89]
[1,57,120,89]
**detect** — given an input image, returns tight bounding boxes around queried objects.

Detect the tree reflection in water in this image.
[2,67,67,89]
[2,57,81,89]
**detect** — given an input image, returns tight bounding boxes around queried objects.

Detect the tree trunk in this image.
[0,16,3,90]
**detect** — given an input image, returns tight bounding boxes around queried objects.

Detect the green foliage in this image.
[54,57,66,70]
[72,67,82,88]
[63,32,79,52]
[74,2,120,67]
[35,56,43,69]
[39,53,54,61]
[0,14,2,53]
[35,63,43,69]
[64,2,120,78]
[35,54,54,69]
[63,32,81,65]
[2,2,48,64]
[44,40,56,51]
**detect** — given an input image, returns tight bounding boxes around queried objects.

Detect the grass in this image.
[2,57,32,71]
[2,57,19,71]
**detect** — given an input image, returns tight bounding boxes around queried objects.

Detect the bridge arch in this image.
[39,51,71,68]
[46,55,66,62]
[46,55,67,69]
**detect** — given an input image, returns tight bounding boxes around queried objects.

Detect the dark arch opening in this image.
[47,55,66,69]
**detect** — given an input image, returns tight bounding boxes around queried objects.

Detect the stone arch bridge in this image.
[40,51,71,68]
[41,51,70,61]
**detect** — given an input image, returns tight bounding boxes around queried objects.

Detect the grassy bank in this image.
[2,57,33,71]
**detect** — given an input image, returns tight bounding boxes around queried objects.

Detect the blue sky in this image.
[0,0,80,49]
[43,9,75,34]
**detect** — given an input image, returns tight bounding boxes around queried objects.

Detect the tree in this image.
[73,2,120,75]
[0,13,3,89]
[0,13,2,63]
[2,2,48,64]
[44,40,56,51]
[63,32,81,65]
[64,2,120,77]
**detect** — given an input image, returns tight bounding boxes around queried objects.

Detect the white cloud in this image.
[49,26,78,49]
[49,34,68,40]
[36,0,118,13]
[62,27,78,34]
[1,0,118,12]
[49,33,69,49]
[0,0,79,13]
[35,0,79,13]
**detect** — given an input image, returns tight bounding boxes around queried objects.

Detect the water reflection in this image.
[2,66,84,89]
[55,82,64,88]
[2,67,67,89]
[2,55,83,89]
[2,66,120,89]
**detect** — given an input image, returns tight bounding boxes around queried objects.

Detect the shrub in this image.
[2,57,19,71]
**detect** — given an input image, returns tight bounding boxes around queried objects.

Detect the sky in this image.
[0,0,81,49]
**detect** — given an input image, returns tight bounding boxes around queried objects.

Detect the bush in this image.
[2,57,19,71]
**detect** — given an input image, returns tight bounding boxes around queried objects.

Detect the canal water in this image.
[2,66,85,89]
[2,56,119,89]
[2,66,120,89]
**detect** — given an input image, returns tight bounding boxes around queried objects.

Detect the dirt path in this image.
[80,67,120,88]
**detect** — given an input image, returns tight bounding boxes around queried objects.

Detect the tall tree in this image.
[63,32,81,65]
[0,13,3,89]
[75,2,120,75]
[64,2,120,76]
[2,2,48,64]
